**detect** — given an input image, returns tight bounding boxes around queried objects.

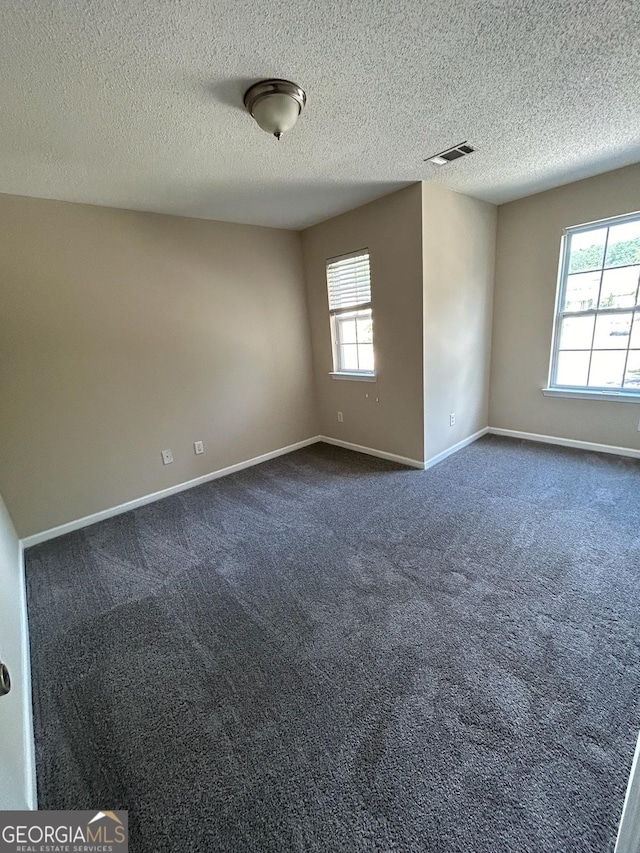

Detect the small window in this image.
[326,250,375,376]
[549,212,640,394]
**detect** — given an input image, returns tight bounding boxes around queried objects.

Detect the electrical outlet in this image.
[194,440,204,455]
[449,413,456,427]
[337,411,344,423]
[161,449,174,465]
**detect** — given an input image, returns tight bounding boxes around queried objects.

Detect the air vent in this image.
[425,142,476,166]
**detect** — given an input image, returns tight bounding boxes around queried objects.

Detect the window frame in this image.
[547,210,640,399]
[326,249,376,379]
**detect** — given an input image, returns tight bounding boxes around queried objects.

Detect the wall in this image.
[490,163,640,448]
[0,194,317,537]
[301,184,425,463]
[422,184,497,461]
[0,493,35,809]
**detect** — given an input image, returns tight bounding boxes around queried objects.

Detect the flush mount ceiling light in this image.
[243,79,307,140]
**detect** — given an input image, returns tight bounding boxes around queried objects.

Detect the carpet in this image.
[25,436,640,852]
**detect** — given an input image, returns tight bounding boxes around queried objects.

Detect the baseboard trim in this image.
[424,428,489,470]
[18,542,37,809]
[615,732,640,853]
[21,436,322,548]
[26,425,635,548]
[318,436,425,469]
[487,427,640,460]
[20,433,467,547]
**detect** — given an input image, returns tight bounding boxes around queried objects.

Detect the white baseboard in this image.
[488,427,640,460]
[25,425,635,549]
[17,542,37,809]
[424,428,489,470]
[21,436,322,548]
[21,431,491,548]
[615,732,640,853]
[318,436,425,469]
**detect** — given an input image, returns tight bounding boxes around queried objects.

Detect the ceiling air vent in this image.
[425,142,476,165]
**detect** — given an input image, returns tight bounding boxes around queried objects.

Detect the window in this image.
[326,250,375,376]
[549,212,640,395]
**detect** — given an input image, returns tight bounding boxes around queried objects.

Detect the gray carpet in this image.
[25,436,640,852]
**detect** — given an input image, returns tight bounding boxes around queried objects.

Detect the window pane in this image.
[552,216,640,394]
[604,220,640,268]
[339,344,358,370]
[337,317,357,343]
[559,315,594,349]
[592,312,633,349]
[568,228,606,273]
[356,315,373,344]
[588,350,626,388]
[598,266,640,309]
[630,312,640,348]
[563,271,601,311]
[357,344,374,371]
[556,351,590,386]
[623,351,640,388]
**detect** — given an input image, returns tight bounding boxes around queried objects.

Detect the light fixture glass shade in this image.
[244,79,307,139]
[251,93,301,136]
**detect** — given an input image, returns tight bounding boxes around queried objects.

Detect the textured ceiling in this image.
[2,0,639,229]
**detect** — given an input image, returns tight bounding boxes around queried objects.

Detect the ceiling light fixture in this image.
[243,79,307,141]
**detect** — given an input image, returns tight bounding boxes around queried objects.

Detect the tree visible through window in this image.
[326,250,375,375]
[549,212,640,393]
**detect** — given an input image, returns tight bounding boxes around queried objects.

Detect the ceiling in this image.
[2,0,639,230]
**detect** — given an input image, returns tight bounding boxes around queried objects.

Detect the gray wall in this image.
[302,184,425,463]
[490,163,640,448]
[422,184,496,460]
[0,193,318,537]
[0,493,34,808]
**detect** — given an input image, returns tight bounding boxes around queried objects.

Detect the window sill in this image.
[542,387,640,404]
[329,371,377,383]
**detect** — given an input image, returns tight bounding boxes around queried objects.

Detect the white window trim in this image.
[329,371,376,382]
[326,249,376,378]
[542,387,640,403]
[547,210,640,399]
[330,303,375,378]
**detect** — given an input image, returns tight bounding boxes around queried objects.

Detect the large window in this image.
[326,250,375,376]
[549,212,640,395]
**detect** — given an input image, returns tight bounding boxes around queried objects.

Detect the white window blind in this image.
[327,251,371,311]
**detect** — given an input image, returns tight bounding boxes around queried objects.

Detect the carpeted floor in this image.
[25,436,640,852]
